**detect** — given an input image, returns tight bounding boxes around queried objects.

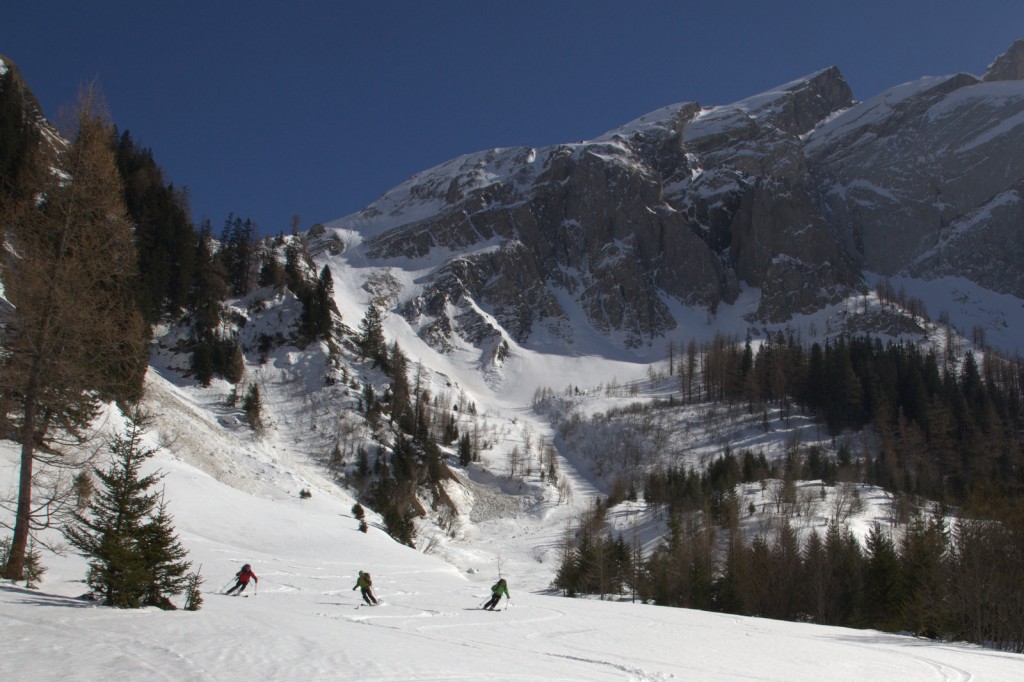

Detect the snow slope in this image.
[4,429,1022,681]
[3,361,1023,681]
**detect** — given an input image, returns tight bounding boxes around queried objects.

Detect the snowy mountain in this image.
[5,42,1024,682]
[325,41,1024,356]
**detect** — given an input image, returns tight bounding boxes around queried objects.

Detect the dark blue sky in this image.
[4,1,1023,235]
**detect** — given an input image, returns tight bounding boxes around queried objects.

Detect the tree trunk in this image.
[4,440,36,580]
[4,376,40,580]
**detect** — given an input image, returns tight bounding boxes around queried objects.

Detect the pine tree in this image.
[299,264,337,342]
[900,510,948,637]
[189,218,227,336]
[801,529,832,623]
[64,408,191,608]
[458,433,474,467]
[359,304,386,365]
[0,62,44,213]
[219,215,258,296]
[244,384,264,433]
[138,494,192,609]
[1,87,147,580]
[183,568,205,611]
[388,342,413,430]
[221,338,246,384]
[258,251,286,290]
[191,339,216,386]
[862,523,903,630]
[22,540,46,589]
[114,129,196,323]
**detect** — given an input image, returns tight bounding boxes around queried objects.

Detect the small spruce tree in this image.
[359,304,386,365]
[243,384,264,433]
[0,536,40,588]
[183,567,205,612]
[138,494,192,609]
[72,470,94,512]
[458,433,474,467]
[23,540,46,589]
[64,408,191,608]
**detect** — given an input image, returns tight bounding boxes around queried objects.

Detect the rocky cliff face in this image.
[326,42,1024,353]
[806,43,1024,299]
[984,39,1024,82]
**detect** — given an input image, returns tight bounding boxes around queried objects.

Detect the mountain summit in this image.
[324,42,1024,354]
[984,39,1024,81]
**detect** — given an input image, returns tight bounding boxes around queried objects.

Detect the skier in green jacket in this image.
[483,578,509,610]
[352,570,378,605]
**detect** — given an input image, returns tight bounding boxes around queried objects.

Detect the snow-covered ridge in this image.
[595,101,698,141]
[327,146,542,239]
[329,68,847,243]
[805,73,998,151]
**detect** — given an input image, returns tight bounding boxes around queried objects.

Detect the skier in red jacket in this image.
[225,563,258,595]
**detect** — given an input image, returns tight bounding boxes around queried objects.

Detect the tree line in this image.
[556,491,1024,652]
[697,332,1023,504]
[551,328,1024,652]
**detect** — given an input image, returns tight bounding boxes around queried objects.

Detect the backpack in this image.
[364,573,372,586]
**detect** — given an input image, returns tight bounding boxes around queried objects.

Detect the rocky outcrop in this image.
[984,40,1024,81]
[680,68,858,319]
[369,139,732,349]
[905,188,1024,298]
[729,179,855,321]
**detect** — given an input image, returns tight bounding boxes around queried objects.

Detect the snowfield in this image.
[3,365,1023,681]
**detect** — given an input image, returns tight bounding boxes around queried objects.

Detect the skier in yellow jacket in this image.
[352,570,378,605]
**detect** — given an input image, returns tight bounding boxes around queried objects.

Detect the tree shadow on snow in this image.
[0,583,98,609]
